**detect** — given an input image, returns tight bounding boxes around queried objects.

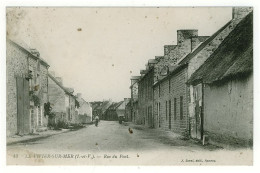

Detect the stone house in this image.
[137,30,208,128]
[6,39,49,136]
[91,101,103,120]
[75,93,92,123]
[125,76,140,122]
[94,100,112,120]
[125,101,132,122]
[152,7,252,138]
[104,102,121,121]
[187,12,253,147]
[48,72,77,124]
[138,64,156,127]
[116,98,130,119]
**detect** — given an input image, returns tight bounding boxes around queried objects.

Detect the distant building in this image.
[126,76,140,122]
[6,39,49,136]
[116,98,130,119]
[75,93,92,123]
[93,100,112,120]
[104,102,121,121]
[138,63,156,127]
[48,72,77,124]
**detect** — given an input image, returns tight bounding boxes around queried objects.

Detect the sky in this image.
[6,7,232,102]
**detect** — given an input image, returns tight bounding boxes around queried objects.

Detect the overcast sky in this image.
[7,7,232,102]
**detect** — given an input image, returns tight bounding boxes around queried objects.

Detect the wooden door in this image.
[190,84,203,140]
[169,100,171,129]
[16,76,30,135]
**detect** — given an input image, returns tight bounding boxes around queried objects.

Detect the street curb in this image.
[6,129,72,146]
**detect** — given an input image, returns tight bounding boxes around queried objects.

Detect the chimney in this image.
[140,70,147,76]
[30,49,40,57]
[55,77,63,86]
[232,7,253,20]
[124,98,130,104]
[155,56,164,62]
[145,63,149,70]
[177,30,198,52]
[164,45,176,56]
[77,93,82,99]
[49,71,55,77]
[131,76,140,85]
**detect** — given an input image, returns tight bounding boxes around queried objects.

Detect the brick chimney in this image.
[177,30,198,52]
[140,70,147,76]
[55,77,63,86]
[30,49,40,57]
[164,45,176,56]
[130,76,140,85]
[232,7,253,20]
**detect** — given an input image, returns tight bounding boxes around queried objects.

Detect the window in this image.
[169,100,171,129]
[159,102,161,128]
[174,98,177,120]
[159,84,161,97]
[169,79,171,93]
[166,101,168,120]
[30,107,34,129]
[180,96,183,120]
[38,106,42,126]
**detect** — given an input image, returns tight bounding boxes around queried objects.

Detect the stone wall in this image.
[153,67,188,135]
[69,95,76,123]
[48,75,66,114]
[6,40,29,136]
[138,68,154,126]
[203,74,253,147]
[154,30,203,83]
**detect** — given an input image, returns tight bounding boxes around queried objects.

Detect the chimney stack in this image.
[177,29,198,52]
[164,45,176,56]
[30,49,40,58]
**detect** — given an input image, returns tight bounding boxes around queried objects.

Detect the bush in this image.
[54,121,70,130]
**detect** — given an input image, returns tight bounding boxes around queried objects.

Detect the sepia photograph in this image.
[5,6,253,166]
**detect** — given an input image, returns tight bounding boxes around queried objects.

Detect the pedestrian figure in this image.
[95,115,99,127]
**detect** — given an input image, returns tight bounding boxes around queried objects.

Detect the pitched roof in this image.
[187,12,253,85]
[179,20,232,65]
[48,73,75,97]
[7,38,50,67]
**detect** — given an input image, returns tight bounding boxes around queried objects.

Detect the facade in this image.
[126,76,140,122]
[6,39,49,136]
[138,66,155,127]
[153,7,252,137]
[153,65,189,135]
[125,101,131,122]
[137,30,208,128]
[76,93,92,123]
[187,12,253,146]
[48,72,77,124]
[130,7,253,146]
[116,98,130,118]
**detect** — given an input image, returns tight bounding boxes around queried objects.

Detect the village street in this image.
[6,121,252,165]
[7,121,215,152]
